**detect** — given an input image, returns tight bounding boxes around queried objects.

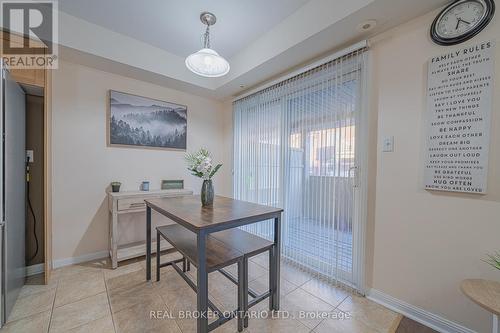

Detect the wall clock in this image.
[431,0,495,45]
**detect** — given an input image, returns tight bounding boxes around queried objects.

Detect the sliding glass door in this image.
[233,49,368,291]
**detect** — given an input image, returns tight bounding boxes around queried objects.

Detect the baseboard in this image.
[26,263,44,277]
[367,289,476,333]
[53,250,109,269]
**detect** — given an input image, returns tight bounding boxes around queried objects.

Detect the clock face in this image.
[436,0,486,38]
[431,0,495,45]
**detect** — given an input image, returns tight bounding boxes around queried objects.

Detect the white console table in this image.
[108,189,193,268]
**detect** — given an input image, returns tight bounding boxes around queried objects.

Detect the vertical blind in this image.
[233,48,368,288]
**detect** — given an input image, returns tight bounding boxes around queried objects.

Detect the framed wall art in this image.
[108,90,187,150]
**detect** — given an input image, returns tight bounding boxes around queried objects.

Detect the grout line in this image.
[46,275,60,332]
[103,271,118,333]
[49,271,108,308]
[301,293,350,333]
[309,317,325,332]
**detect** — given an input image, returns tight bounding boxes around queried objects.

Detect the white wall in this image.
[369,8,500,333]
[52,60,232,261]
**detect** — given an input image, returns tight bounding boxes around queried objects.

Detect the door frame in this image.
[1,31,53,284]
[43,69,52,284]
[351,50,371,294]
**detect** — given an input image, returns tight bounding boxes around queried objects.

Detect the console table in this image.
[108,189,193,268]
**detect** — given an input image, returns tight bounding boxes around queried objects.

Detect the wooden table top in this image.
[145,195,283,233]
[461,279,500,315]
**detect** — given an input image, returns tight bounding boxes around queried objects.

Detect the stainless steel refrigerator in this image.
[0,62,26,325]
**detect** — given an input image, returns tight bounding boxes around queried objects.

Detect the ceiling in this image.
[58,0,309,58]
[56,0,450,100]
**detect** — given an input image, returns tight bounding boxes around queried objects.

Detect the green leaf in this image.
[483,252,500,271]
[209,164,222,178]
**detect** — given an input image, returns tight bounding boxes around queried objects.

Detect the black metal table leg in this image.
[197,230,209,333]
[243,257,249,328]
[269,247,274,311]
[156,229,160,281]
[146,206,152,281]
[237,260,244,332]
[271,214,281,311]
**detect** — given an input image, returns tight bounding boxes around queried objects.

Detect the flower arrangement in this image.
[186,148,222,206]
[185,148,222,180]
[484,251,500,271]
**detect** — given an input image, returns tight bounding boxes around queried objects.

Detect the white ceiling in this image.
[57,0,451,100]
[58,0,309,58]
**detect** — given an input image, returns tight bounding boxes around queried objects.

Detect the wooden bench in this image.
[211,229,273,328]
[156,225,274,331]
[157,224,244,273]
[156,224,245,332]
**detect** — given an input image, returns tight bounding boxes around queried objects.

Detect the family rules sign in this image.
[424,41,494,194]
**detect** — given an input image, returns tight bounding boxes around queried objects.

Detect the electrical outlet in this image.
[382,137,394,152]
[26,150,34,163]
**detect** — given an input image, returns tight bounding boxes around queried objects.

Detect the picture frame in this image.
[107,90,187,151]
[161,180,184,190]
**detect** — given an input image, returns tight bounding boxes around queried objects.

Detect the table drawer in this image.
[118,198,146,211]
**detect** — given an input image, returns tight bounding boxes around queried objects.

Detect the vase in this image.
[201,179,214,207]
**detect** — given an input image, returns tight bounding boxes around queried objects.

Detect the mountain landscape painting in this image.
[109,91,187,150]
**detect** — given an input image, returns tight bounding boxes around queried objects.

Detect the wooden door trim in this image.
[43,69,52,284]
[2,29,53,283]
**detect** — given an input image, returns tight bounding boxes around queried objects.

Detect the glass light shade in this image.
[185,48,230,77]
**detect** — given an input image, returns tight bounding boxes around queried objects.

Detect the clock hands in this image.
[455,17,471,30]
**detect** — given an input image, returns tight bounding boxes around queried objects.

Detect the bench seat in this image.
[157,224,243,273]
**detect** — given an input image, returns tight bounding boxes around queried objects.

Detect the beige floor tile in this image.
[225,261,268,281]
[104,261,144,281]
[338,295,400,332]
[19,273,59,298]
[300,278,350,308]
[1,310,51,333]
[142,252,184,271]
[105,267,148,291]
[279,287,334,329]
[250,252,269,269]
[109,282,160,313]
[155,268,194,295]
[54,261,105,280]
[248,274,299,298]
[160,289,227,333]
[175,316,239,333]
[66,315,115,333]
[280,262,312,286]
[7,288,55,322]
[207,272,242,312]
[244,310,311,333]
[113,296,181,333]
[159,282,200,314]
[314,309,377,333]
[55,270,106,307]
[49,292,111,333]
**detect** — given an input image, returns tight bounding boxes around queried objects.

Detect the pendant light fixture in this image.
[185,12,230,78]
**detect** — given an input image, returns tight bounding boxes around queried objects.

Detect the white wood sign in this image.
[424,41,494,194]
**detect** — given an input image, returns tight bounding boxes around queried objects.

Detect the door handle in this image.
[349,166,359,188]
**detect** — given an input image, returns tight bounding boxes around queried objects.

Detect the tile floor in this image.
[1,251,403,333]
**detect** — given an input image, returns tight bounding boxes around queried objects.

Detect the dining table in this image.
[144,195,283,333]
